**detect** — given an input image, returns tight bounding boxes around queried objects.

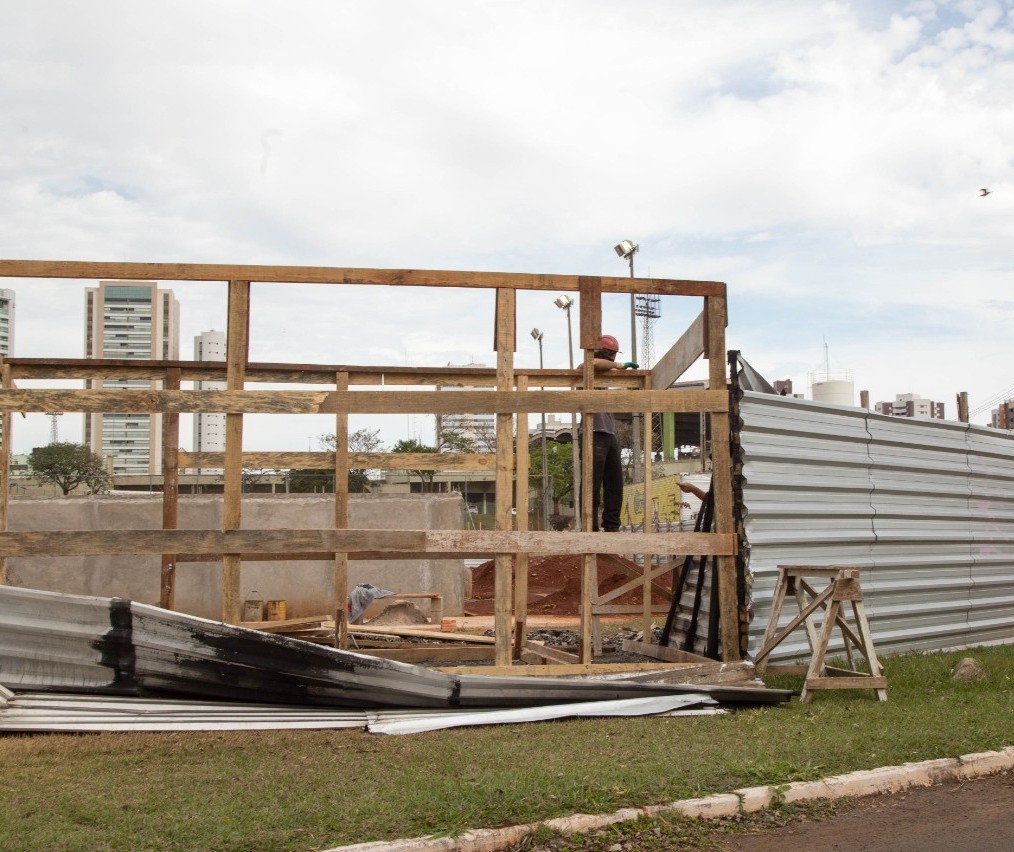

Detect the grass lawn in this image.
[1,646,1012,851]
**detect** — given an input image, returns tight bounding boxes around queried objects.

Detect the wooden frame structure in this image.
[0,259,739,665]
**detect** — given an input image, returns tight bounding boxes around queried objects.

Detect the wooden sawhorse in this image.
[754,565,887,703]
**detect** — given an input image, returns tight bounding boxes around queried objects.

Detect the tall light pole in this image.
[614,240,642,483]
[531,327,551,532]
[554,295,579,527]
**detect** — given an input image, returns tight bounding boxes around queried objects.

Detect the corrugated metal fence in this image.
[739,392,1014,661]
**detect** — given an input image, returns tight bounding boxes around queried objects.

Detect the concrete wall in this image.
[5,493,470,620]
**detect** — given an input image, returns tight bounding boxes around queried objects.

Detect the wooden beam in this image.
[0,529,736,558]
[434,662,697,676]
[494,287,516,668]
[178,450,497,471]
[578,277,603,350]
[222,280,249,624]
[159,367,181,610]
[355,646,495,663]
[513,375,530,660]
[651,310,705,389]
[0,388,729,415]
[0,259,726,297]
[334,370,350,650]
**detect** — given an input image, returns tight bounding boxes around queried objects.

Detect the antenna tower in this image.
[634,294,661,368]
[48,412,63,444]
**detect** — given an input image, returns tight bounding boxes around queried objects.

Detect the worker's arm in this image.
[679,481,708,501]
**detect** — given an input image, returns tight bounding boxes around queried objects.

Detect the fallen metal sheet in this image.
[365,695,717,735]
[1,586,792,710]
[0,692,716,734]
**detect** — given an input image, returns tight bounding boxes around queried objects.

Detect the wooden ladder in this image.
[754,565,887,703]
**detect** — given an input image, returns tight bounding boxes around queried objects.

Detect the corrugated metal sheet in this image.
[738,392,1014,661]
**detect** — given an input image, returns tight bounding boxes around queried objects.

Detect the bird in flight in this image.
[979,188,991,196]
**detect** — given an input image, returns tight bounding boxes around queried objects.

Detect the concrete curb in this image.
[325,746,1014,852]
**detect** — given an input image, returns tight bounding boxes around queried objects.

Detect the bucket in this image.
[242,591,264,622]
[266,600,287,621]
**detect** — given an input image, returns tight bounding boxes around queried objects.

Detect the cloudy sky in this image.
[2,0,1012,454]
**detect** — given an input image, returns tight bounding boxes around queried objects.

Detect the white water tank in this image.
[809,368,855,406]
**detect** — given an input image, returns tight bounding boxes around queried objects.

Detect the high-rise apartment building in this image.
[193,330,226,471]
[435,362,495,451]
[83,281,180,475]
[0,288,14,357]
[991,400,1014,430]
[0,288,13,448]
[875,393,945,420]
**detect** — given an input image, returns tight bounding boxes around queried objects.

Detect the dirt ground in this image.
[466,555,672,617]
[723,772,1014,852]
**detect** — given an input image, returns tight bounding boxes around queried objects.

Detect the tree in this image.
[391,438,439,492]
[530,439,575,514]
[28,443,111,496]
[293,428,385,494]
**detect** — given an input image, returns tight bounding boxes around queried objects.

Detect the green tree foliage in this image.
[28,442,112,496]
[290,428,385,493]
[530,439,574,512]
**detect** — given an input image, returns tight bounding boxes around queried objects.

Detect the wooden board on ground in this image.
[433,662,700,676]
[350,625,496,644]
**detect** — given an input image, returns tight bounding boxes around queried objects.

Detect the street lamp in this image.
[530,327,551,532]
[554,295,579,526]
[614,240,642,482]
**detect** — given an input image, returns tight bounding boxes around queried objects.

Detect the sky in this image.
[1,0,1013,455]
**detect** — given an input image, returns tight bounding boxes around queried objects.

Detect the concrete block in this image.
[7,493,469,618]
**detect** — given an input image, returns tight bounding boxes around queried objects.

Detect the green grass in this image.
[1,646,1012,851]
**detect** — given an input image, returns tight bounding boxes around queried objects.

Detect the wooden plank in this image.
[579,352,597,664]
[578,277,603,349]
[651,310,705,389]
[523,640,579,665]
[334,370,350,650]
[620,640,716,664]
[641,382,654,637]
[434,662,697,676]
[494,287,516,668]
[588,604,670,615]
[159,368,181,610]
[0,361,10,585]
[0,388,730,415]
[350,625,496,644]
[513,375,530,660]
[596,554,674,602]
[805,676,888,690]
[0,259,726,297]
[355,646,496,663]
[6,358,624,389]
[239,615,333,632]
[178,451,497,471]
[221,280,249,624]
[0,529,736,558]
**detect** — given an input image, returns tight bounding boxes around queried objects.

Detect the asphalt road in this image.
[725,772,1014,852]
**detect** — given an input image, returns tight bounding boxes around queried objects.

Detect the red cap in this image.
[597,334,620,353]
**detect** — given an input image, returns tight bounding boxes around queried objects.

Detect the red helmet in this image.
[597,334,620,353]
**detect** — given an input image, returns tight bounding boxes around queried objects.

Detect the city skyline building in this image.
[991,400,1014,430]
[193,330,226,473]
[0,288,13,448]
[435,362,495,451]
[875,392,945,420]
[83,281,180,475]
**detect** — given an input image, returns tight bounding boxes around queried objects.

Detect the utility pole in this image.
[614,240,641,483]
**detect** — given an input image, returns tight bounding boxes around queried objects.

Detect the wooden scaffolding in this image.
[0,260,739,665]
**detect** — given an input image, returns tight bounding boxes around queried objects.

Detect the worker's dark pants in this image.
[590,431,623,532]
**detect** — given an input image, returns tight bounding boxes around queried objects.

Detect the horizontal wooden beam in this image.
[0,259,725,297]
[7,358,640,388]
[0,388,729,415]
[0,529,736,558]
[435,662,697,676]
[179,451,497,471]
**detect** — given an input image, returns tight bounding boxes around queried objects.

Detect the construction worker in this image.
[583,334,638,531]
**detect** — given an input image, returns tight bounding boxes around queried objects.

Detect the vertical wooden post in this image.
[334,370,350,649]
[577,277,602,664]
[641,375,654,638]
[0,360,11,586]
[159,367,181,609]
[222,280,249,624]
[513,375,530,659]
[705,294,739,661]
[493,288,516,667]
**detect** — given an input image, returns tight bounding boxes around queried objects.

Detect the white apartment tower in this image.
[193,330,226,471]
[0,289,13,448]
[83,281,180,475]
[436,362,495,451]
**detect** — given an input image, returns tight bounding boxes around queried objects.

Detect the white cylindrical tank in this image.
[812,379,855,406]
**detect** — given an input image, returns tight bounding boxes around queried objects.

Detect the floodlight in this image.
[613,240,639,259]
[554,295,574,310]
[530,328,543,341]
